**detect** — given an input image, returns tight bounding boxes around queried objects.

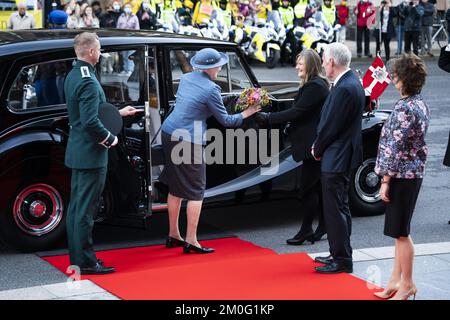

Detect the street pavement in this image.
[1,41,450,300]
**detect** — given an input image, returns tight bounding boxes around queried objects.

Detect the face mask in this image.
[124,7,132,14]
[113,4,121,11]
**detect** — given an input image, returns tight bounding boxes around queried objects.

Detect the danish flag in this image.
[362,55,391,101]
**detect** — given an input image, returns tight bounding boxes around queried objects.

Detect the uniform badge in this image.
[80,66,91,78]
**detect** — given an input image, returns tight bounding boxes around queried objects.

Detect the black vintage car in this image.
[0,29,390,251]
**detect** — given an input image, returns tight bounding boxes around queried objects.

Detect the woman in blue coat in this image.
[160,48,260,253]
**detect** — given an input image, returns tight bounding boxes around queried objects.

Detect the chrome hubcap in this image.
[29,200,47,218]
[13,184,64,236]
[354,158,381,203]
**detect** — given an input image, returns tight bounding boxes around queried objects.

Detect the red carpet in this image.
[42,238,380,300]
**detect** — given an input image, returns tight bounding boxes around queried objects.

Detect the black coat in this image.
[268,76,329,162]
[438,46,450,73]
[313,71,365,173]
[380,6,396,39]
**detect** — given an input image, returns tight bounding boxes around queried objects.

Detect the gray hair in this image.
[324,43,352,68]
[17,2,26,9]
[74,32,99,57]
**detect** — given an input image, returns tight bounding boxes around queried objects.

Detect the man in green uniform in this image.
[64,32,139,275]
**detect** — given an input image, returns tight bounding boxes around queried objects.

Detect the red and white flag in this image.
[362,56,391,101]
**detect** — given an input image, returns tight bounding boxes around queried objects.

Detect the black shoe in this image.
[286,230,315,245]
[80,262,115,275]
[366,54,373,58]
[314,255,333,264]
[312,228,326,242]
[315,262,353,274]
[166,236,185,248]
[357,54,362,58]
[183,243,215,254]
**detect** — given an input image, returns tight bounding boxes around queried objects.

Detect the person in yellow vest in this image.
[257,0,272,20]
[279,0,294,27]
[160,0,179,32]
[294,0,308,26]
[321,0,337,27]
[193,0,215,25]
[216,0,233,30]
[176,0,195,26]
[229,0,240,19]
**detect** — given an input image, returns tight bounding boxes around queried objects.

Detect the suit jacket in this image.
[313,70,365,173]
[268,76,329,162]
[64,60,116,169]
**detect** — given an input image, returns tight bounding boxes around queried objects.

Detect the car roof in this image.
[0,29,235,57]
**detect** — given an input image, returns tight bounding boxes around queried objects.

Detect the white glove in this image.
[446,44,450,52]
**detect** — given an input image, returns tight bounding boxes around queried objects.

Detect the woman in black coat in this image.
[261,49,330,245]
[374,0,396,61]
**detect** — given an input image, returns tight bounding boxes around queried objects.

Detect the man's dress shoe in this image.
[166,236,185,248]
[312,229,326,242]
[315,262,353,274]
[183,243,215,254]
[80,262,115,275]
[314,255,333,264]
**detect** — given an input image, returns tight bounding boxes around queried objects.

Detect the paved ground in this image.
[1,42,449,300]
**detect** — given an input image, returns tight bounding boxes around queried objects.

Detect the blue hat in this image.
[190,48,229,70]
[48,10,68,25]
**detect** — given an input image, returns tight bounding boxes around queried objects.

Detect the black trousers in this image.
[375,32,391,61]
[357,26,371,56]
[298,158,325,233]
[66,167,107,268]
[321,171,353,262]
[404,31,420,55]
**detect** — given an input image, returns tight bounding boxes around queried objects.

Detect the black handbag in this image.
[444,131,450,167]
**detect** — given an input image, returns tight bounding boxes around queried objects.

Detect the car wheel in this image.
[349,157,386,217]
[266,49,280,69]
[0,182,67,252]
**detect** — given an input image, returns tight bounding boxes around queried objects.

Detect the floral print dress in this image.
[375,94,430,179]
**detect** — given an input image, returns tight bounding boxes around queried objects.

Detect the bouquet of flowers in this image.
[232,88,271,113]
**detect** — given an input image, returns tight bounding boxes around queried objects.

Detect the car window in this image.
[97,48,145,105]
[7,48,147,112]
[169,49,252,97]
[8,59,74,111]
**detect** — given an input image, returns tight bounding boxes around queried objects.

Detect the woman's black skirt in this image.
[384,178,423,239]
[159,132,206,201]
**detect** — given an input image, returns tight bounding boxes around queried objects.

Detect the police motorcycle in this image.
[239,19,282,69]
[303,12,341,54]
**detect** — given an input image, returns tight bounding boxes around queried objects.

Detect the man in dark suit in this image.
[438,44,450,224]
[311,43,365,274]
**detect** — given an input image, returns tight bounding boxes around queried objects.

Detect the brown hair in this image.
[390,53,427,97]
[296,49,328,86]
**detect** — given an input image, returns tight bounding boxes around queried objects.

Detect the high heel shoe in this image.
[389,286,417,300]
[312,228,326,242]
[286,230,315,245]
[183,242,215,254]
[166,236,185,248]
[373,283,400,299]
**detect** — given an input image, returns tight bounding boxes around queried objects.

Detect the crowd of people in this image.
[6,0,450,61]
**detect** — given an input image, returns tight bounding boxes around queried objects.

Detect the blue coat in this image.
[313,71,365,173]
[161,70,243,144]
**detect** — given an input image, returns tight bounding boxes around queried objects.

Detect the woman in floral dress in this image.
[374,53,429,300]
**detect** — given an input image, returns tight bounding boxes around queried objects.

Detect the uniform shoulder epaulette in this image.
[80,66,91,78]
